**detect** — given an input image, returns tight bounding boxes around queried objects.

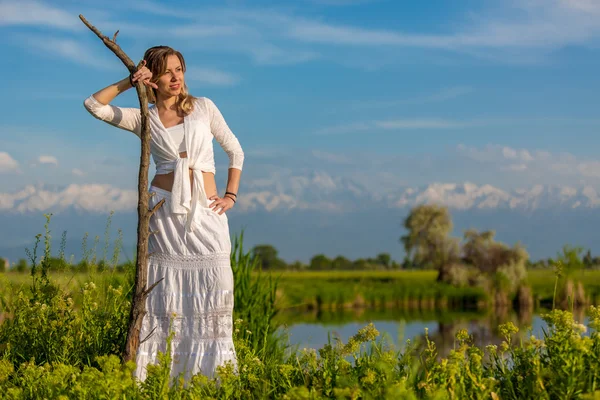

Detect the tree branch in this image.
[79,14,164,364]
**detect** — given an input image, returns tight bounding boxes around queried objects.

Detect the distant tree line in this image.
[249,245,402,271]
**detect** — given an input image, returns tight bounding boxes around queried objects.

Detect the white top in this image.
[83,95,244,233]
[166,123,186,153]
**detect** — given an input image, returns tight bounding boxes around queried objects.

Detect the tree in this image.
[80,15,164,363]
[332,255,352,270]
[583,249,593,268]
[15,259,28,273]
[310,254,332,270]
[375,253,391,268]
[251,245,286,270]
[459,228,529,297]
[400,204,458,279]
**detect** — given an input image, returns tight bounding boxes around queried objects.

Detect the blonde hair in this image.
[143,45,196,115]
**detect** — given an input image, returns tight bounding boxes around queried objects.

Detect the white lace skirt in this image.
[134,186,237,382]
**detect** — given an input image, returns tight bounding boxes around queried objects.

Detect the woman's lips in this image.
[169,84,180,89]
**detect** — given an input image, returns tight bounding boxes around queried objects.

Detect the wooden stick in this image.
[79,14,163,363]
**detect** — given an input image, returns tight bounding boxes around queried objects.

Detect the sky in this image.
[1,0,600,260]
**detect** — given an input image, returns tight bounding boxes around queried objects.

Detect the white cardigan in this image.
[83,95,244,233]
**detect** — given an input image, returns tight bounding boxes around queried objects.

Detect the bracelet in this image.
[225,191,237,197]
[225,194,236,203]
[129,73,135,87]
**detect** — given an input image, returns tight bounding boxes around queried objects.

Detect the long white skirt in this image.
[134,186,238,382]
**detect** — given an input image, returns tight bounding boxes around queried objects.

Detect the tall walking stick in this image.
[79,15,165,363]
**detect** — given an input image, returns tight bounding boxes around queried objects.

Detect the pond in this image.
[276,307,591,357]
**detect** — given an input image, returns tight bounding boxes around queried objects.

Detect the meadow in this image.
[1,227,600,399]
[0,234,600,399]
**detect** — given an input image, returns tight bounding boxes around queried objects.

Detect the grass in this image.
[2,220,600,398]
[4,268,600,314]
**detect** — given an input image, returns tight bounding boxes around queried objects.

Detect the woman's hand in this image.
[208,195,235,215]
[130,60,158,89]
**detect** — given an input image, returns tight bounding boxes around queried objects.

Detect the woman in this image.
[83,45,244,383]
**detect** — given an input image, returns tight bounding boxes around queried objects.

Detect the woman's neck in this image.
[155,95,179,112]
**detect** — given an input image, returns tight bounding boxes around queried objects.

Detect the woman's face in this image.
[155,54,185,99]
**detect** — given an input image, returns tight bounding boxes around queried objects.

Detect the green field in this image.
[269,269,600,311]
[4,268,599,315]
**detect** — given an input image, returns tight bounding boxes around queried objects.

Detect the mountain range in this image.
[1,173,599,265]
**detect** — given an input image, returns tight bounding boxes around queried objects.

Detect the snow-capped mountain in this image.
[388,182,600,211]
[2,175,600,264]
[2,177,600,215]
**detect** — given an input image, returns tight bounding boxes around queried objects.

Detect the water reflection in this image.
[277,307,589,358]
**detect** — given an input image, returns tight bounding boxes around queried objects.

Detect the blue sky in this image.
[1,0,600,202]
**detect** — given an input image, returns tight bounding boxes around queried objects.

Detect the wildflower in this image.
[499,322,519,340]
[361,369,377,385]
[456,329,470,343]
[574,323,587,334]
[485,344,498,356]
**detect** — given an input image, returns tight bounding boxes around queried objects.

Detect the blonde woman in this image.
[83,45,243,382]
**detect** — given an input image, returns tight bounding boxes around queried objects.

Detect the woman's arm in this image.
[83,63,156,137]
[205,97,244,196]
[83,77,142,136]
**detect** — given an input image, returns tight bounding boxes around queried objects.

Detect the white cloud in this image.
[315,122,371,135]
[502,147,518,159]
[316,118,471,135]
[0,0,80,31]
[349,87,474,110]
[72,168,85,177]
[578,162,600,178]
[22,36,116,70]
[457,144,600,185]
[6,0,600,70]
[185,67,241,87]
[286,0,600,52]
[0,152,19,173]
[0,184,137,213]
[38,155,58,166]
[502,163,528,172]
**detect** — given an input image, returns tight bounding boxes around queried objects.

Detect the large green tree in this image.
[251,245,286,270]
[400,204,459,279]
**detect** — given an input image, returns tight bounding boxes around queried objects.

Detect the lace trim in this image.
[138,349,237,367]
[149,252,230,269]
[153,289,233,298]
[138,350,236,357]
[141,310,234,341]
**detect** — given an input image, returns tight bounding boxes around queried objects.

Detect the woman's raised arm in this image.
[83,61,157,137]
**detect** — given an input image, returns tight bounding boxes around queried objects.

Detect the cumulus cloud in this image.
[456,144,600,185]
[0,152,19,173]
[38,155,58,166]
[0,184,137,213]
